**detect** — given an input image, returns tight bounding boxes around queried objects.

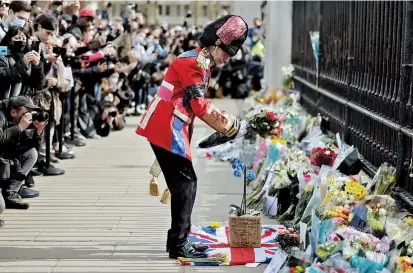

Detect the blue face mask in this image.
[10,17,26,28]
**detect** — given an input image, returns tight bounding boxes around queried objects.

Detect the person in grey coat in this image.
[0,26,44,99]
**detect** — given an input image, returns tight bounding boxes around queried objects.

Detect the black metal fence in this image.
[292,1,413,198]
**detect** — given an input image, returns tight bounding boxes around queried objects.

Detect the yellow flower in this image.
[345,181,367,200]
[271,136,286,145]
[211,222,220,230]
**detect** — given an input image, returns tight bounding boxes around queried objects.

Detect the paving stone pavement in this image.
[0,99,272,273]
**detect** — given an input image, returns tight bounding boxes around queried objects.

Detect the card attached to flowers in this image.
[264,249,289,273]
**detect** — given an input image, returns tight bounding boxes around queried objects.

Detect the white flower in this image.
[281,66,287,74]
[287,64,294,74]
[379,208,386,217]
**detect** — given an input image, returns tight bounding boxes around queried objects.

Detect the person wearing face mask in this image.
[136,15,252,259]
[0,0,31,42]
[0,26,44,99]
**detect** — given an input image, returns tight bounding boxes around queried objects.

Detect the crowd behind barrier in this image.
[0,0,265,227]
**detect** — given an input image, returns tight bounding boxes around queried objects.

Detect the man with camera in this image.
[0,96,46,209]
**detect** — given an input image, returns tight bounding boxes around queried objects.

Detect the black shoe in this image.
[5,193,30,209]
[166,240,209,253]
[169,242,208,259]
[25,175,35,188]
[19,187,39,199]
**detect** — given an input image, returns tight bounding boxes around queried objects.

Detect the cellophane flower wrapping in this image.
[373,163,396,195]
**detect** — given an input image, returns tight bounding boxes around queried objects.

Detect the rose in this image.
[266,111,276,121]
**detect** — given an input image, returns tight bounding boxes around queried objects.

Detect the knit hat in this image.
[198,15,248,57]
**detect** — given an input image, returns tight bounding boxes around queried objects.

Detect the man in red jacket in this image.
[136,15,250,259]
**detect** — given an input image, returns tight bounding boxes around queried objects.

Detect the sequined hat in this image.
[198,15,248,57]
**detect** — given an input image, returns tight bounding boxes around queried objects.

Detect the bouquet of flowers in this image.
[397,257,413,273]
[277,228,300,251]
[345,180,367,201]
[292,185,314,226]
[310,147,338,167]
[282,65,295,90]
[246,109,284,139]
[373,163,396,195]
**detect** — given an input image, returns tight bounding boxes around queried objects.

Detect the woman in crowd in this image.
[0,26,44,99]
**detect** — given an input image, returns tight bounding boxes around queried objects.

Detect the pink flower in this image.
[278,229,288,235]
[333,217,343,226]
[290,233,299,238]
[266,111,276,121]
[304,174,311,182]
[288,228,295,232]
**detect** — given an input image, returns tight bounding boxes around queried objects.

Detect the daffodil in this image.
[211,222,220,230]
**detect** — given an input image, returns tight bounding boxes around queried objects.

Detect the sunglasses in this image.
[0,3,9,7]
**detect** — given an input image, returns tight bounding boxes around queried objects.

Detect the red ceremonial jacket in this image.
[136,47,240,161]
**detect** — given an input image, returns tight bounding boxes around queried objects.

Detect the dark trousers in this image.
[151,144,197,249]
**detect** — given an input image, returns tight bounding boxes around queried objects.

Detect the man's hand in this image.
[30,51,41,66]
[18,112,32,132]
[33,121,47,135]
[98,62,108,73]
[47,77,58,87]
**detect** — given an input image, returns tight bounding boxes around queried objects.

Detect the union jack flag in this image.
[177,225,285,266]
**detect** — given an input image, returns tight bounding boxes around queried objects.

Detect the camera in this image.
[109,111,117,117]
[30,41,40,52]
[53,46,67,57]
[32,110,49,122]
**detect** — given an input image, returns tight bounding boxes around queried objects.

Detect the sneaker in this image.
[169,241,208,259]
[5,193,30,209]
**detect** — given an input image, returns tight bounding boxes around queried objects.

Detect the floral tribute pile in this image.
[196,65,412,272]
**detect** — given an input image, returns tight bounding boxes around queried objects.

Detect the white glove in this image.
[234,120,249,139]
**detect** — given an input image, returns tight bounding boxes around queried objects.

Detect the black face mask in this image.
[10,41,26,53]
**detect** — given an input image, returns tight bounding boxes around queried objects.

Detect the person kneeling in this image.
[0,96,46,209]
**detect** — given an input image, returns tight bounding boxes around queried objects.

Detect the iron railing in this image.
[292,1,413,199]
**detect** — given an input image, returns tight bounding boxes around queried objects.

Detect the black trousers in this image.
[151,144,197,249]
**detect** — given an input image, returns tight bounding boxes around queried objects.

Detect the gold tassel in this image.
[160,188,171,204]
[149,176,160,196]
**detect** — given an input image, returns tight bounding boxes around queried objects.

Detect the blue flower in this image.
[232,162,238,169]
[234,170,242,178]
[247,171,256,180]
